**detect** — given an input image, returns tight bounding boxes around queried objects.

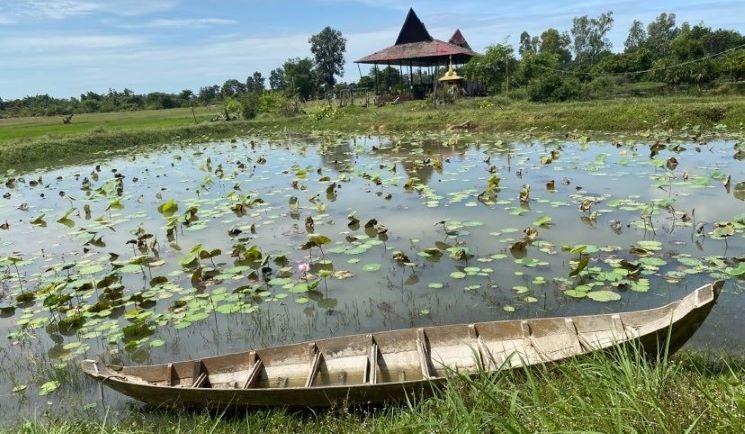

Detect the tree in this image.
[539,29,572,65]
[198,85,220,103]
[145,92,178,109]
[179,89,194,102]
[527,73,580,102]
[463,44,518,94]
[571,11,614,66]
[269,68,286,91]
[717,49,745,82]
[221,79,246,98]
[378,66,404,89]
[700,28,744,55]
[652,26,715,90]
[519,31,537,57]
[282,57,319,100]
[625,20,647,52]
[516,51,561,85]
[246,72,265,93]
[309,27,347,91]
[647,13,677,57]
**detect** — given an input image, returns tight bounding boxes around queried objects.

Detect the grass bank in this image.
[0,106,217,144]
[7,350,745,434]
[1,95,745,172]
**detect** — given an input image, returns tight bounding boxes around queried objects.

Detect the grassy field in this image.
[0,106,217,143]
[1,94,745,172]
[7,350,745,433]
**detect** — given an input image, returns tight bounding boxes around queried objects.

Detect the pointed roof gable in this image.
[395,8,433,45]
[355,9,479,66]
[449,29,471,50]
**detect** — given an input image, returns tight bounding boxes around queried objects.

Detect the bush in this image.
[528,74,581,102]
[257,92,287,115]
[309,105,341,121]
[223,98,242,120]
[238,93,260,120]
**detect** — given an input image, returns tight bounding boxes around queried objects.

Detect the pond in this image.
[0,131,743,422]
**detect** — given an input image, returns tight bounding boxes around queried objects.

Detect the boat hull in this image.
[81,281,723,408]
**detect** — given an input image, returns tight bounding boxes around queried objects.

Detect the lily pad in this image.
[586,290,621,302]
[362,263,382,272]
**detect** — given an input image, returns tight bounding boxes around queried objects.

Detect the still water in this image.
[0,132,743,421]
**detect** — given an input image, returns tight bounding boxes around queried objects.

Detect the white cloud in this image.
[1,35,145,51]
[126,18,237,29]
[0,25,395,97]
[0,0,177,20]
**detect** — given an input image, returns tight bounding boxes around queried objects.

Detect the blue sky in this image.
[1,0,744,99]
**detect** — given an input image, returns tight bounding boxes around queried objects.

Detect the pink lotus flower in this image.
[297,262,310,274]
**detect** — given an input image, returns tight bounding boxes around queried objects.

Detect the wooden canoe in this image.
[80,281,723,408]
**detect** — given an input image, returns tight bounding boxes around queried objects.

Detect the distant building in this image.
[355,9,478,95]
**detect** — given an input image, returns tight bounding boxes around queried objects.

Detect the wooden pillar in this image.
[374,64,379,94]
[409,61,414,91]
[399,63,404,92]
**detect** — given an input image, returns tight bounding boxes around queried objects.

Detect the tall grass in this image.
[8,348,744,433]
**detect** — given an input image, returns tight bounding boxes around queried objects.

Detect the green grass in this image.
[6,350,745,433]
[2,95,745,173]
[301,94,745,133]
[0,106,217,143]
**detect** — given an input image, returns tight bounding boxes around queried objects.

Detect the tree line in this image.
[464,11,745,101]
[2,11,744,118]
[0,26,347,118]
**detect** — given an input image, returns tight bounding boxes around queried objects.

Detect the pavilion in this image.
[355,9,479,95]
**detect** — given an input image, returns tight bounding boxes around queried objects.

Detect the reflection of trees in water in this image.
[376,137,514,185]
[315,134,515,185]
[319,139,357,174]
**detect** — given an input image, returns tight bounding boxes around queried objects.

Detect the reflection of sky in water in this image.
[0,135,743,421]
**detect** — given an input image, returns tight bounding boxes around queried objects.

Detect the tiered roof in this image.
[356,9,478,66]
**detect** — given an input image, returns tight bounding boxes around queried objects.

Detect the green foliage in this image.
[570,11,615,66]
[221,79,247,98]
[309,27,347,91]
[0,89,196,118]
[281,57,320,100]
[238,93,260,120]
[309,105,341,121]
[6,351,745,433]
[463,44,518,93]
[224,98,242,120]
[257,92,288,116]
[539,28,572,65]
[245,72,265,94]
[528,74,581,102]
[717,50,745,82]
[516,52,561,84]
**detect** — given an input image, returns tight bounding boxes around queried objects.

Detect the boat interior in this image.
[107,300,688,390]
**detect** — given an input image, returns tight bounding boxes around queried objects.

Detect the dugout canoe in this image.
[80,281,723,408]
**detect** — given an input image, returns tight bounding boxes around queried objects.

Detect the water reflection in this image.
[0,133,743,423]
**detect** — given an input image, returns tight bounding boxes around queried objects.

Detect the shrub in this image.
[224,98,243,120]
[528,74,581,102]
[238,93,260,120]
[257,92,287,115]
[309,105,340,121]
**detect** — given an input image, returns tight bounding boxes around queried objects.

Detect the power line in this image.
[529,42,745,77]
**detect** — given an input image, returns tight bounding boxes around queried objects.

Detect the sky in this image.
[1,0,744,99]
